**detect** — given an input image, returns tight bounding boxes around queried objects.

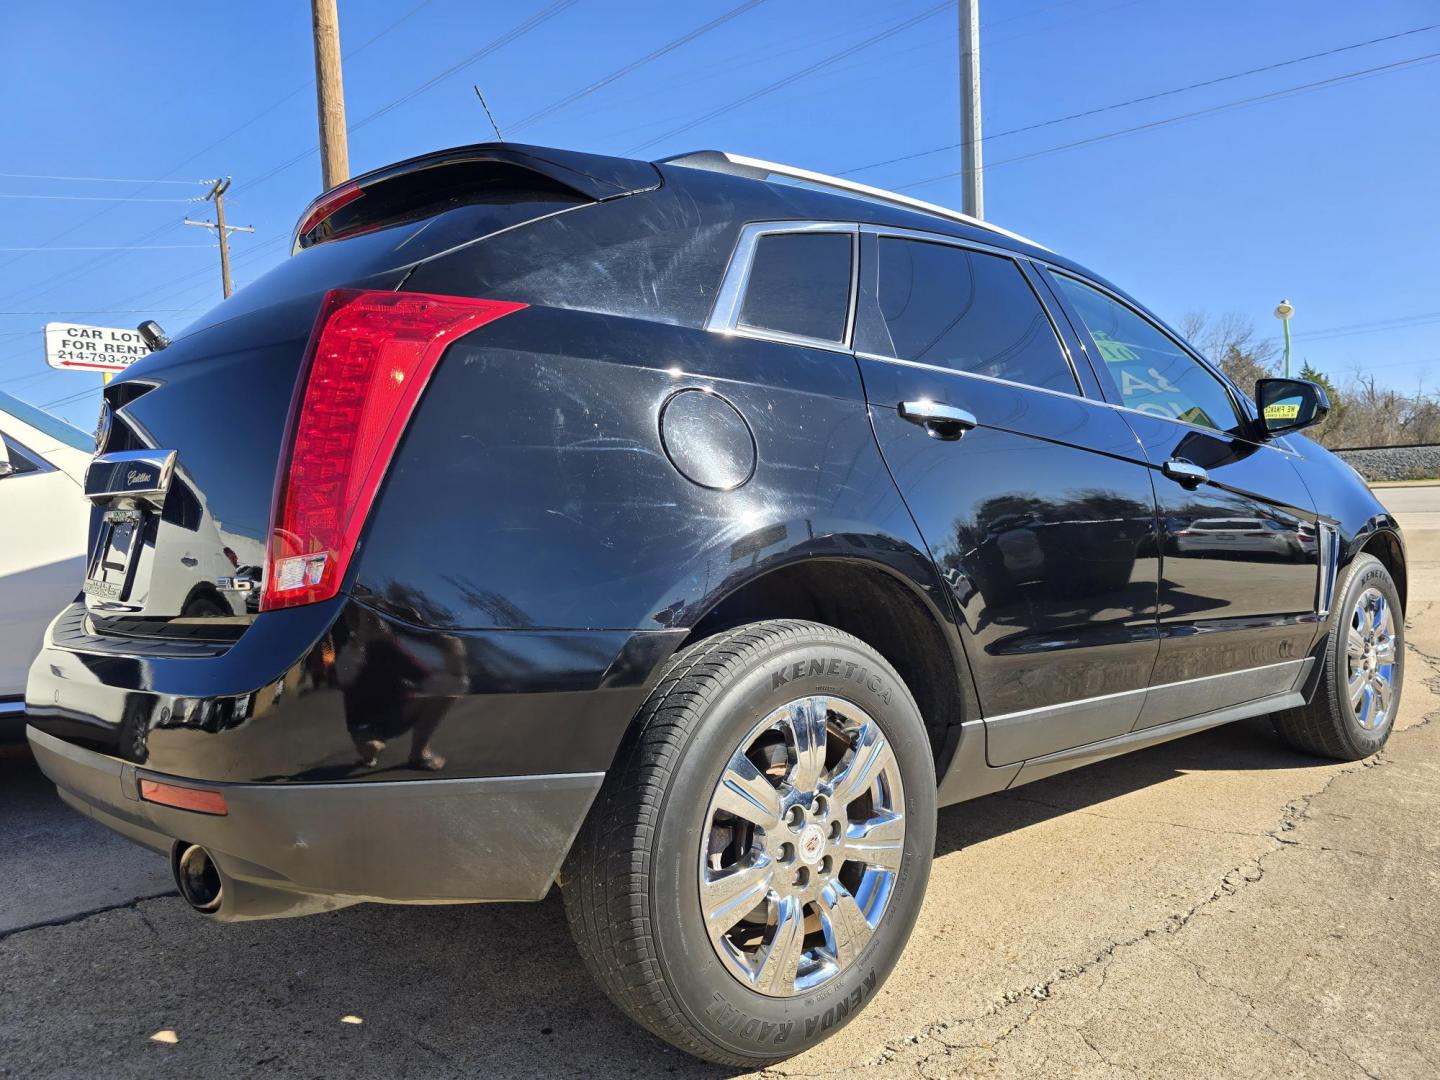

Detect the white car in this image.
[0,390,93,739]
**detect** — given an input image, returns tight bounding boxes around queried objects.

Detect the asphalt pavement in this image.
[2,489,1437,1078]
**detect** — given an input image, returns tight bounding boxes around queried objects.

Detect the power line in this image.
[38,386,106,410]
[0,1,434,288]
[0,172,210,186]
[0,307,203,315]
[146,0,438,190]
[0,193,202,203]
[841,22,1440,177]
[585,0,1122,141]
[1338,355,1440,372]
[510,0,770,133]
[246,0,581,191]
[546,8,938,130]
[0,244,216,251]
[624,2,951,155]
[1297,311,1440,343]
[895,49,1440,190]
[0,219,183,309]
[0,369,56,389]
[105,235,287,312]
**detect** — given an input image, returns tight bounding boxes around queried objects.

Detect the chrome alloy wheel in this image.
[1347,586,1397,731]
[698,696,906,997]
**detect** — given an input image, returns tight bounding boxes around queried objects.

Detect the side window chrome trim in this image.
[858,222,1023,260]
[706,221,859,353]
[857,349,1303,457]
[857,350,1106,408]
[1101,400,1300,456]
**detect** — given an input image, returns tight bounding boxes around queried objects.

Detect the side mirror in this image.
[1255,377,1329,437]
[0,460,14,479]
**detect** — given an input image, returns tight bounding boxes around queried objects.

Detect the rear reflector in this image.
[260,290,526,611]
[140,779,229,816]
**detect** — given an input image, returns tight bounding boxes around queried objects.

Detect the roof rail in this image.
[660,150,1049,252]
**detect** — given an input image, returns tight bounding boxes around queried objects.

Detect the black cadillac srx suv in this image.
[27,144,1405,1066]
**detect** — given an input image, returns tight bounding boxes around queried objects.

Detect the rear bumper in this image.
[25,599,684,783]
[28,725,602,918]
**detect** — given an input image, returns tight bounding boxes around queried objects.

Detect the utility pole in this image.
[959,0,984,220]
[184,178,254,298]
[311,0,350,189]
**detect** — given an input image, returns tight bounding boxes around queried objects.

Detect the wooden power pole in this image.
[184,179,254,298]
[311,0,350,189]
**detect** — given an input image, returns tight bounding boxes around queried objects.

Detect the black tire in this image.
[1272,553,1403,760]
[560,620,937,1067]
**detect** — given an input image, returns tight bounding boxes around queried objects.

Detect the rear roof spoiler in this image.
[292,143,662,253]
[345,143,663,202]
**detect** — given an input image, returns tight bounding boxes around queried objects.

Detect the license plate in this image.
[84,509,145,601]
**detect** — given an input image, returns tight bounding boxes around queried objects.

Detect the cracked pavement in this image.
[2,493,1438,1079]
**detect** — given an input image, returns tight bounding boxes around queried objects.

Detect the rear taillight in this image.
[260,289,525,611]
[292,179,364,251]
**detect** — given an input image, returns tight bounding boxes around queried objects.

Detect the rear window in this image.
[737,232,853,344]
[873,238,1077,394]
[299,161,588,250]
[182,179,587,339]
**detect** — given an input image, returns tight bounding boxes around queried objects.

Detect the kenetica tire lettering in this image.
[560,620,936,1066]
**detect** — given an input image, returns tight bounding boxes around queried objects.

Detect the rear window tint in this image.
[737,232,853,343]
[182,178,588,339]
[301,161,587,250]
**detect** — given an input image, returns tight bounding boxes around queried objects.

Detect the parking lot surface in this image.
[3,491,1438,1079]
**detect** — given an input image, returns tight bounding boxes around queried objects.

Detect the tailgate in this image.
[82,145,657,632]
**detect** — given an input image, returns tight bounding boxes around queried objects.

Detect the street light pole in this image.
[958,0,983,219]
[1274,299,1295,378]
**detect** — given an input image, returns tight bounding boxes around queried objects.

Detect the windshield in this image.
[0,389,94,451]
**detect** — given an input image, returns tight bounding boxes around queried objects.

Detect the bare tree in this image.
[1180,311,1279,391]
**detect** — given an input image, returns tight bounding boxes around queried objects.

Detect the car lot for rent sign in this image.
[44,322,152,374]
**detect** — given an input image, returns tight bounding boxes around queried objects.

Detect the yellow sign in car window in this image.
[1264,402,1301,420]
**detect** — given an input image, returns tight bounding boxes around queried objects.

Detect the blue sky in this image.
[2,0,1437,428]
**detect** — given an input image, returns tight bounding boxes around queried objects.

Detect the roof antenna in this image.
[473,84,504,143]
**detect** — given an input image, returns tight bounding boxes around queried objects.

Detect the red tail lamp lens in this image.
[260,290,526,611]
[140,779,229,816]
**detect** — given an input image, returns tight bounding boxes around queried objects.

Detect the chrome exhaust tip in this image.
[172,843,223,914]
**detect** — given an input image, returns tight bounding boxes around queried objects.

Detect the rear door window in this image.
[737,232,853,344]
[872,238,1078,394]
[1050,273,1242,433]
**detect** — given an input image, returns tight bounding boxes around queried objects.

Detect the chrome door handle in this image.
[899,400,977,439]
[1162,459,1208,486]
